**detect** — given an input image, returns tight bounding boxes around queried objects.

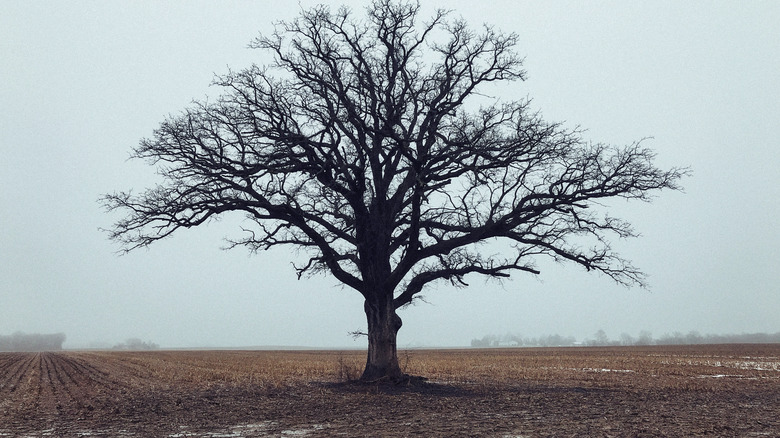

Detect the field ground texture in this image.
[0,345,778,437]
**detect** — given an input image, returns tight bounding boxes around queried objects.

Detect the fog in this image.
[1,1,778,349]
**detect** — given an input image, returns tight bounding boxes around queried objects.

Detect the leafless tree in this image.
[103,1,687,381]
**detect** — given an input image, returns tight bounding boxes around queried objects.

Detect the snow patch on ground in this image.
[168,422,325,438]
[581,368,635,373]
[661,356,780,372]
[169,422,276,437]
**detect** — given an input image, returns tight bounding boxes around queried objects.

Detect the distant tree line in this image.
[471,333,577,348]
[112,338,159,351]
[649,331,780,346]
[471,330,780,348]
[0,332,66,351]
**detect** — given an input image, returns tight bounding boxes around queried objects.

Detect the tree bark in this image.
[361,299,404,381]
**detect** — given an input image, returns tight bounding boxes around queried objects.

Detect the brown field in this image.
[0,345,778,437]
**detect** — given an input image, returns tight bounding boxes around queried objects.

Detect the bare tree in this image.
[103,1,687,381]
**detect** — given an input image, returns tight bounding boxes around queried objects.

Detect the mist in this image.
[1,1,778,350]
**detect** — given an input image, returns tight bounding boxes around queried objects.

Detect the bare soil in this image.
[0,345,778,437]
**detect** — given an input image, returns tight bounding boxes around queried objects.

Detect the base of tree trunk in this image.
[359,360,404,382]
[361,300,404,382]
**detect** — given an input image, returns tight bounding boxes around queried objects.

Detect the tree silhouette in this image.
[103,1,687,381]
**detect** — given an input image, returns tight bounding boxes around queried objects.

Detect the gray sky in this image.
[2,1,778,349]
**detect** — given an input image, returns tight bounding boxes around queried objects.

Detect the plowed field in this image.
[1,345,778,437]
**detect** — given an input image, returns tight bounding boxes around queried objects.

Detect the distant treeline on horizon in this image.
[0,332,66,352]
[471,330,780,348]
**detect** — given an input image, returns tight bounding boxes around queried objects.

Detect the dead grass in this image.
[401,345,780,391]
[74,349,365,388]
[2,345,778,436]
[73,344,780,392]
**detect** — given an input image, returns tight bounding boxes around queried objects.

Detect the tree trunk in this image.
[361,299,404,381]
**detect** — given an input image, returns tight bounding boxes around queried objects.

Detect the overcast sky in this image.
[2,1,778,349]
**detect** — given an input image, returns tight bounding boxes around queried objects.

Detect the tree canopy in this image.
[103,0,687,381]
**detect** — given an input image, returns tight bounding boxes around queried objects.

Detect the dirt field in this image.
[1,345,778,437]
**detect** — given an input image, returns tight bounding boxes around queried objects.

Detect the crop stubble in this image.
[0,345,778,436]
